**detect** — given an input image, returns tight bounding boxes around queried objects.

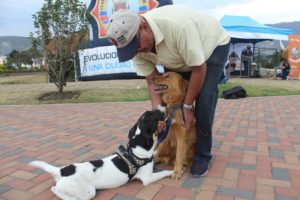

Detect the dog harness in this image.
[114,144,153,180]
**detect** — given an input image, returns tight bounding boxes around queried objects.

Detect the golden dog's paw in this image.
[171,170,181,180]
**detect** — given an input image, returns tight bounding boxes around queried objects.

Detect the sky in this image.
[0,0,299,37]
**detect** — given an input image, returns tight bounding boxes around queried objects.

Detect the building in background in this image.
[0,56,7,65]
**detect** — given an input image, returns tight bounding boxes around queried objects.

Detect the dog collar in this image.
[157,104,181,145]
[167,104,182,119]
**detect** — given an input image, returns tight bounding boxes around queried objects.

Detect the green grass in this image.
[218,81,300,97]
[0,72,48,85]
[0,73,299,105]
[34,88,150,104]
[73,87,150,103]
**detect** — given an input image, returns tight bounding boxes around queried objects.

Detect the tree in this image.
[6,50,21,68]
[6,48,41,68]
[31,0,89,93]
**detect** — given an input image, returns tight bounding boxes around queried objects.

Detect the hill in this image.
[260,21,300,49]
[0,21,299,57]
[0,36,32,56]
[267,21,300,35]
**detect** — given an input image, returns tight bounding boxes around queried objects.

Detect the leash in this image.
[181,104,186,126]
[157,104,182,145]
[157,117,171,145]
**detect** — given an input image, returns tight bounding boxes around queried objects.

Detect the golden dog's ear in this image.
[179,79,189,95]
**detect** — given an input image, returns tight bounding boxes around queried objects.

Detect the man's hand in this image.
[180,108,196,133]
[181,64,206,133]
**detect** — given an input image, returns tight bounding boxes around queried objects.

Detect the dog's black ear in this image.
[152,109,165,122]
[128,123,137,139]
[128,111,153,149]
[146,110,165,136]
[128,110,165,150]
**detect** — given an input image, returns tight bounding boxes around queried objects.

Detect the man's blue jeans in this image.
[194,42,230,163]
[164,42,230,163]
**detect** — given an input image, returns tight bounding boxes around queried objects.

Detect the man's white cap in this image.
[107,9,141,62]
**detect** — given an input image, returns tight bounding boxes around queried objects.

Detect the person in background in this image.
[220,51,239,83]
[106,5,230,177]
[276,58,290,80]
[228,51,238,70]
[241,45,253,77]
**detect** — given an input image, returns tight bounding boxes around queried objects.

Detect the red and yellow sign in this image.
[90,0,159,39]
[90,0,110,39]
[288,34,300,79]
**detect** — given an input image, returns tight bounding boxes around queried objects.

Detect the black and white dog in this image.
[29,106,172,200]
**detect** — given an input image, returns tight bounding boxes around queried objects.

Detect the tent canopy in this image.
[220,15,293,43]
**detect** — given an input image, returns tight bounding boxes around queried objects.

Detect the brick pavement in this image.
[0,96,300,200]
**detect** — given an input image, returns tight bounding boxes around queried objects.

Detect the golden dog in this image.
[153,72,196,179]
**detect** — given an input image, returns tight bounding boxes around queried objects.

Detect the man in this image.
[241,45,253,77]
[107,5,230,177]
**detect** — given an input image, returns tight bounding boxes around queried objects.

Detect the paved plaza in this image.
[0,96,300,200]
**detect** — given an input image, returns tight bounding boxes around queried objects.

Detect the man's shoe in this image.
[189,161,209,178]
